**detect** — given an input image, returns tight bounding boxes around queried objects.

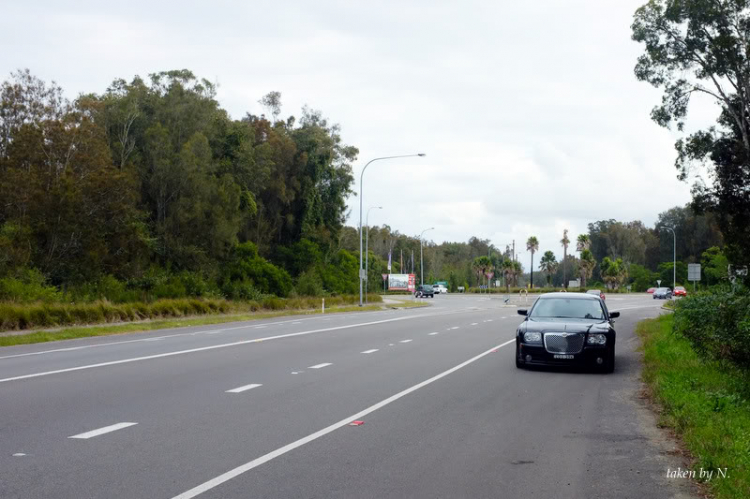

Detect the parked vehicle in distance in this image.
[434,284,448,294]
[415,284,435,298]
[586,289,605,301]
[653,287,672,299]
[515,292,618,373]
[647,287,656,294]
[673,286,687,297]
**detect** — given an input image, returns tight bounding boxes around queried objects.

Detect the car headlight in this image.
[524,332,542,342]
[587,333,607,345]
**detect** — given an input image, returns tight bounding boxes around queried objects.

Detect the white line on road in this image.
[68,422,138,440]
[308,363,332,369]
[429,332,439,336]
[451,326,460,330]
[170,339,516,499]
[487,319,493,322]
[360,349,379,354]
[399,339,412,343]
[0,314,434,384]
[471,323,478,326]
[226,383,262,394]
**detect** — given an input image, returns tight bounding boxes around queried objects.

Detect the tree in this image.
[526,236,539,288]
[539,251,558,287]
[600,257,628,290]
[701,246,730,285]
[560,229,570,288]
[576,234,590,252]
[632,0,750,262]
[579,249,596,288]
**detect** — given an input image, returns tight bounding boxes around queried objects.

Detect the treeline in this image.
[350,204,733,293]
[0,69,361,302]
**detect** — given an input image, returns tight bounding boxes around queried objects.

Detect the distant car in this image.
[434,284,448,294]
[673,286,687,297]
[415,285,434,298]
[515,292,619,373]
[647,287,656,294]
[586,289,605,301]
[653,287,672,299]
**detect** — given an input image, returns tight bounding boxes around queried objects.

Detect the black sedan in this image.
[515,292,619,373]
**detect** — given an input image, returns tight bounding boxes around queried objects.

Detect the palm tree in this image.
[561,229,570,288]
[578,249,595,287]
[526,236,539,288]
[539,250,558,287]
[501,259,514,292]
[576,234,590,252]
[511,260,523,287]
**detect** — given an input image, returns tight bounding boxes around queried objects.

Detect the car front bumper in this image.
[517,342,611,367]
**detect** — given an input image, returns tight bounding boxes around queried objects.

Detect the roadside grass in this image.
[0,294,384,332]
[637,314,750,499]
[0,300,429,348]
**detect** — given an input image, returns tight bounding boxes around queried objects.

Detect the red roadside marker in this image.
[349,420,365,426]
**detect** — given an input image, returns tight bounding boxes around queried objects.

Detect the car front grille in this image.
[544,333,585,354]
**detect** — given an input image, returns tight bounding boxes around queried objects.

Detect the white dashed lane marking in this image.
[68,422,138,440]
[308,363,332,369]
[226,383,263,394]
[361,349,379,354]
[429,332,439,336]
[399,340,412,343]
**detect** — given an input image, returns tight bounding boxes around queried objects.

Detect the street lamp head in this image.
[417,153,426,157]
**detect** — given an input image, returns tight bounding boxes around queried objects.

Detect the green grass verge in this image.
[0,300,429,348]
[637,314,750,499]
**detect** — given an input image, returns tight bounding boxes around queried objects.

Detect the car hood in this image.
[520,318,610,334]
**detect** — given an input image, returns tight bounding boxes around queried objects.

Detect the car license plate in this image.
[553,354,574,360]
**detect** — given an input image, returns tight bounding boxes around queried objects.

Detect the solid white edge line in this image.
[0,305,483,362]
[308,363,332,369]
[68,422,138,440]
[226,383,263,394]
[170,339,515,499]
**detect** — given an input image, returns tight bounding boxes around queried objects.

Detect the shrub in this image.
[0,268,62,303]
[296,269,325,296]
[674,286,750,371]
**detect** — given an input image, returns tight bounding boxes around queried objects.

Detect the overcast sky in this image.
[2,0,709,269]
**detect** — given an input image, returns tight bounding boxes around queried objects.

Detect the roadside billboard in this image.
[389,273,416,292]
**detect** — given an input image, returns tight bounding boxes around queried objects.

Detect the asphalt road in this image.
[0,294,699,499]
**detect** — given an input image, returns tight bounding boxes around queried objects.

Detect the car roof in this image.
[537,292,599,300]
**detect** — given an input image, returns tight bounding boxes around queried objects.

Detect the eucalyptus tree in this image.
[632,0,750,261]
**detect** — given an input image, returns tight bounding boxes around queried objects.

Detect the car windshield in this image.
[529,298,605,320]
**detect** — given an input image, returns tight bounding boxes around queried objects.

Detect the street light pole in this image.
[666,226,676,299]
[359,154,425,306]
[419,227,435,286]
[365,206,382,304]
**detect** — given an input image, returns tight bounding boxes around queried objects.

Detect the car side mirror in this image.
[517,309,527,316]
[609,311,620,319]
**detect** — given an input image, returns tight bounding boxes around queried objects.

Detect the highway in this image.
[0,294,698,499]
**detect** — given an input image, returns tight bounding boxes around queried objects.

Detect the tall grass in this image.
[0,294,382,332]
